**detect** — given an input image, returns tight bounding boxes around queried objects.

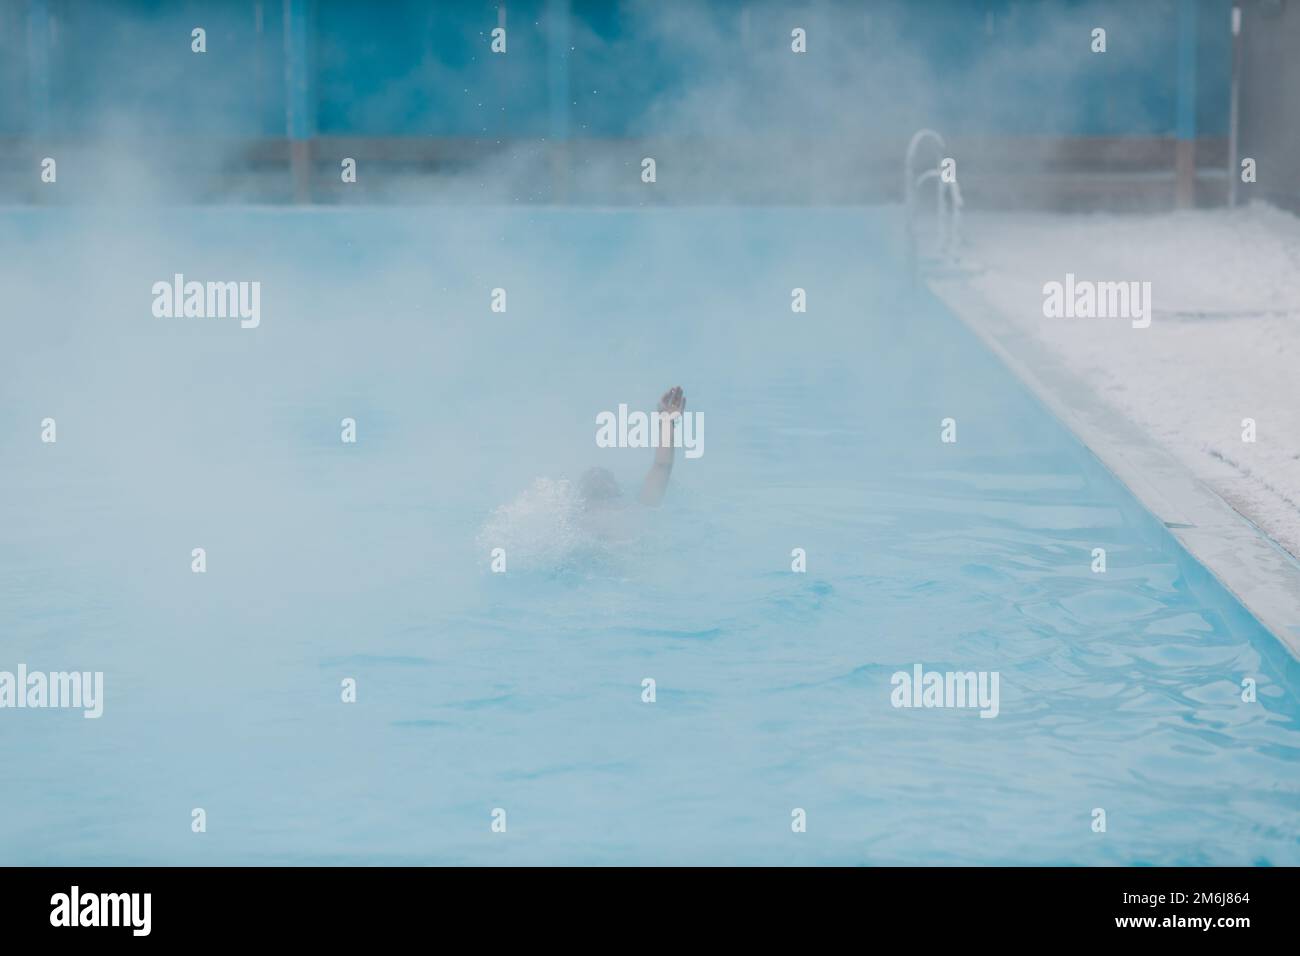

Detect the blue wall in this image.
[0,0,1233,139]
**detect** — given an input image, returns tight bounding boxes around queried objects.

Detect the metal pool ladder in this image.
[904,128,965,277]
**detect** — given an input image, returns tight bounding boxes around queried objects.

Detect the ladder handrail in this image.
[904,128,963,268]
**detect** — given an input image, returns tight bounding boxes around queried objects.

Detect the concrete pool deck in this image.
[929,204,1300,662]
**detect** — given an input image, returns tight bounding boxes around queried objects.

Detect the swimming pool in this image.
[1,206,1297,865]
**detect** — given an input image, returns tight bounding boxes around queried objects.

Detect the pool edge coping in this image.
[929,276,1300,664]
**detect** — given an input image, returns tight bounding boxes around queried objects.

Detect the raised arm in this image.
[638,386,684,506]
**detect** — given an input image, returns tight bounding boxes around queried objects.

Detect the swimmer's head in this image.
[577,467,622,509]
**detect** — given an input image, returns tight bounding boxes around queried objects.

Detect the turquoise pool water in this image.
[1,207,1298,865]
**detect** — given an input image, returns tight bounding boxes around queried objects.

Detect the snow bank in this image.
[959,203,1300,560]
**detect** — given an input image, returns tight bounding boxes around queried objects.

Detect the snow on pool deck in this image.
[954,203,1300,564]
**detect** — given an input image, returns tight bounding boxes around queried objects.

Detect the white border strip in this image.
[930,277,1300,662]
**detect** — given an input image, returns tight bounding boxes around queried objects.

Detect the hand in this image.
[657,386,685,421]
